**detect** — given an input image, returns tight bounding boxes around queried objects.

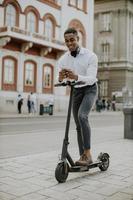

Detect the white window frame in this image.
[100,80,108,97]
[25,62,34,86]
[101,12,111,32]
[44,19,53,41]
[4,59,14,84]
[5,4,16,27]
[77,0,83,9]
[102,42,110,62]
[27,12,36,33]
[43,66,52,88]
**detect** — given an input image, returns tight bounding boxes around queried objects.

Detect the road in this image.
[0,112,124,159]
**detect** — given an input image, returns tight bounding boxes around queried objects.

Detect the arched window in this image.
[4,59,14,84]
[43,65,53,93]
[2,56,17,91]
[68,19,86,47]
[24,61,36,92]
[43,13,57,40]
[27,12,37,32]
[5,4,16,26]
[25,62,34,86]
[44,19,53,41]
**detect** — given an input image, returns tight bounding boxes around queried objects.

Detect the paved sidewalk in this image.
[0,137,133,200]
[0,111,133,200]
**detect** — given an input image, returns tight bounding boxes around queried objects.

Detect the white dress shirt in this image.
[57,47,98,88]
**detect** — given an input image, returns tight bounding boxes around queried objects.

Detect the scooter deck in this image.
[69,160,102,172]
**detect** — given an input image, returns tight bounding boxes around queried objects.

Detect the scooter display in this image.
[55,81,110,183]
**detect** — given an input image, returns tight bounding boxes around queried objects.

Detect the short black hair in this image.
[64,27,78,36]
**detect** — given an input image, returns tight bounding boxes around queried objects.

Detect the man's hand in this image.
[65,69,78,80]
[59,69,67,82]
[59,69,78,82]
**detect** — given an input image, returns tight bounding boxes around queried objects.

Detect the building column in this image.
[17,53,24,93]
[36,57,43,94]
[0,49,3,90]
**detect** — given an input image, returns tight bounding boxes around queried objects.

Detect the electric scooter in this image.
[55,81,110,183]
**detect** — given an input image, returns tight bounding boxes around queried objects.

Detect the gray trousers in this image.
[72,83,97,156]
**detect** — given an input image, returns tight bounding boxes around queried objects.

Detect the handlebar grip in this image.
[54,81,85,87]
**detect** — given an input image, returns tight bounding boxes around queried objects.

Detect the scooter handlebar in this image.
[54,81,85,87]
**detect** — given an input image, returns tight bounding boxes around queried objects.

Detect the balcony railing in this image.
[0,26,65,49]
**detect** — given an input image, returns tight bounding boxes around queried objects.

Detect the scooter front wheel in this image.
[98,153,110,171]
[55,161,69,183]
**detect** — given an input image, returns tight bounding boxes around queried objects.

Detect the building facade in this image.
[94,0,133,103]
[0,0,94,113]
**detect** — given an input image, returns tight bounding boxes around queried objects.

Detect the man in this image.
[57,27,98,166]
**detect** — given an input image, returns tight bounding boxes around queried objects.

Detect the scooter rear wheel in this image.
[98,153,110,171]
[55,161,69,183]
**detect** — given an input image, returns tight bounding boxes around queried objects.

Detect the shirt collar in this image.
[67,47,85,56]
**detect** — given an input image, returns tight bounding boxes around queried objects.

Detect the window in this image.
[101,13,111,32]
[44,19,53,41]
[27,12,36,32]
[25,62,34,86]
[43,65,53,93]
[5,4,16,26]
[100,80,108,98]
[102,42,110,62]
[77,0,83,9]
[24,61,36,92]
[69,0,76,6]
[69,0,86,12]
[3,59,14,84]
[2,57,17,91]
[43,66,52,88]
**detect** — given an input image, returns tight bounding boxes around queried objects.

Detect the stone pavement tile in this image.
[76,184,97,192]
[0,191,16,200]
[50,179,83,192]
[8,171,40,180]
[0,183,12,193]
[1,161,26,169]
[35,168,54,177]
[76,176,107,188]
[13,193,49,200]
[95,185,123,196]
[67,187,105,200]
[38,188,77,200]
[120,186,133,195]
[109,169,133,178]
[106,192,133,200]
[0,169,16,178]
[4,184,42,196]
[123,176,133,184]
[25,175,57,187]
[98,176,131,187]
[82,170,113,181]
[7,166,35,174]
[0,177,26,187]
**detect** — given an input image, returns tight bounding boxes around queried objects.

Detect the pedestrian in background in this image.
[17,94,23,114]
[30,92,37,113]
[27,94,31,114]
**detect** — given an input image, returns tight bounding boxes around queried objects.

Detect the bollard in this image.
[123,107,133,139]
[39,104,44,115]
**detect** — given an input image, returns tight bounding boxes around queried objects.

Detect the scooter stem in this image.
[61,85,74,159]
